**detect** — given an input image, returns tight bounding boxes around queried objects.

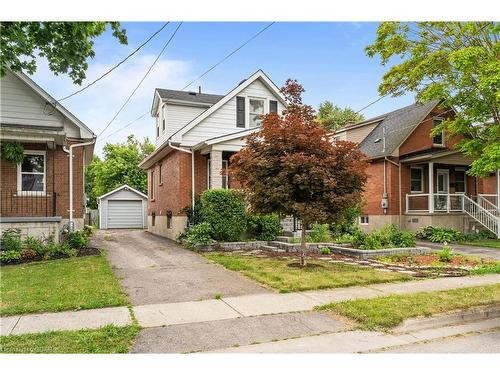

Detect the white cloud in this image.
[31,54,195,156]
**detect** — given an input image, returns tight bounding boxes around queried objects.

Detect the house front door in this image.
[436,169,450,211]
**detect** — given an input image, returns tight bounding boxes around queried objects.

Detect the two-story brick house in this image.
[0,69,95,241]
[139,70,286,239]
[333,101,500,237]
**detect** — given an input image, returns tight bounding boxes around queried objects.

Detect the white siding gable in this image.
[156,103,206,147]
[0,70,82,138]
[180,78,284,146]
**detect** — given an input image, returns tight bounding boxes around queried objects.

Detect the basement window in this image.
[359,216,369,225]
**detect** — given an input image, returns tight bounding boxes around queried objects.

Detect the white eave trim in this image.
[192,127,260,150]
[98,184,148,201]
[168,70,287,141]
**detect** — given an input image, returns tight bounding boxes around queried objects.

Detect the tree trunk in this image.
[300,220,307,267]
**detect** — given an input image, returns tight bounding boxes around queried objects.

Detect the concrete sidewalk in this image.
[2,274,499,336]
[416,240,500,260]
[133,274,500,328]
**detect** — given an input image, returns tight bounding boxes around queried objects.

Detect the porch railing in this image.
[0,190,57,217]
[405,193,466,213]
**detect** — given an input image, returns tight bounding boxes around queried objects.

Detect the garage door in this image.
[107,200,144,229]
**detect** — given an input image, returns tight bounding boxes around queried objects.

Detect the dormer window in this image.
[249,98,265,127]
[432,118,445,146]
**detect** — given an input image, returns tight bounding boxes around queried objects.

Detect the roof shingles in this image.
[156,88,224,105]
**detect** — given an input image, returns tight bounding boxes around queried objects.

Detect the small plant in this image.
[47,242,77,258]
[307,223,333,243]
[1,229,22,252]
[1,142,25,164]
[362,235,382,250]
[83,225,95,237]
[65,230,89,249]
[417,226,463,243]
[320,247,331,255]
[438,245,454,263]
[214,293,222,300]
[182,222,215,250]
[20,248,38,260]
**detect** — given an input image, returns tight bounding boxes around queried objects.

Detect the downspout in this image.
[168,141,195,210]
[63,137,96,230]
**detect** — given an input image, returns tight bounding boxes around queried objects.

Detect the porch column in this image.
[428,161,434,213]
[209,149,223,189]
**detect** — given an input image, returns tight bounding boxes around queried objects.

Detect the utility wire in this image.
[97,22,183,138]
[58,22,170,102]
[97,22,276,142]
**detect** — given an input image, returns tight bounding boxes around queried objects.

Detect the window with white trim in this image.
[359,216,369,225]
[249,98,265,127]
[410,167,424,193]
[432,118,445,146]
[18,151,46,192]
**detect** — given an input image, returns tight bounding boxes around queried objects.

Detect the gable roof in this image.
[156,89,224,105]
[9,69,95,139]
[192,127,259,150]
[358,100,440,159]
[98,184,147,200]
[168,69,287,141]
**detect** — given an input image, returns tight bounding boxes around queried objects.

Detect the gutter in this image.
[63,137,96,230]
[385,157,402,227]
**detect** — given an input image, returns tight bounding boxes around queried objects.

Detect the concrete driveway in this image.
[92,229,269,306]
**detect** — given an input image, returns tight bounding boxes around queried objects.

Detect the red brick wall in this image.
[0,141,85,219]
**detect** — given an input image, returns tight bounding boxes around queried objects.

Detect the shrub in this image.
[0,249,22,262]
[21,249,38,260]
[416,226,463,243]
[65,230,89,249]
[183,222,215,250]
[351,225,415,250]
[46,242,76,258]
[83,225,95,237]
[362,235,383,250]
[462,230,496,241]
[320,247,331,255]
[333,233,354,244]
[200,189,247,242]
[247,214,282,241]
[182,198,204,226]
[438,245,454,262]
[307,223,333,243]
[1,229,22,252]
[390,229,416,248]
[24,236,46,256]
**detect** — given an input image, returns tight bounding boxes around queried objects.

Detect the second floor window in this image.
[249,98,265,127]
[156,124,160,138]
[432,118,445,146]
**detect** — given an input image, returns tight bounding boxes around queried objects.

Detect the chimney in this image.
[198,86,202,94]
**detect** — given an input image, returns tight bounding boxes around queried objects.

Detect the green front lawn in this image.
[0,325,139,353]
[1,255,128,316]
[458,239,500,249]
[203,252,412,293]
[317,284,500,331]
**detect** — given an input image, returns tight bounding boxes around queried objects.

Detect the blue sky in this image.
[31,22,415,155]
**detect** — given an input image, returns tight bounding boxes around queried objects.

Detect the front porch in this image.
[402,153,500,237]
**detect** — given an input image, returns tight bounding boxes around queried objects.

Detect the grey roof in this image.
[156,88,224,105]
[358,100,440,159]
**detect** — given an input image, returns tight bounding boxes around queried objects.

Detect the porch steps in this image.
[260,244,285,252]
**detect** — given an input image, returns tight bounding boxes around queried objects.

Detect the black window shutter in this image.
[236,96,245,127]
[270,100,278,113]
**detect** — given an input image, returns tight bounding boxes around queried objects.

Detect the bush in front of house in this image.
[307,223,333,243]
[352,225,416,250]
[0,229,91,264]
[201,189,247,242]
[247,214,282,241]
[416,226,464,243]
[183,222,215,250]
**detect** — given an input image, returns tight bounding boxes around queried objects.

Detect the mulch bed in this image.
[0,247,101,266]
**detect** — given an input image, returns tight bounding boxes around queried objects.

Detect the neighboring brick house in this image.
[0,69,95,241]
[333,101,500,237]
[139,70,286,239]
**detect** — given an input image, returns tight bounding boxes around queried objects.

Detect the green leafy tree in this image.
[366,22,500,177]
[230,80,368,266]
[0,22,127,84]
[85,136,154,209]
[317,100,364,131]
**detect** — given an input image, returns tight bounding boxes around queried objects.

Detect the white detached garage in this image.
[98,185,147,229]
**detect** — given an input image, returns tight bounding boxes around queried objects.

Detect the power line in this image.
[354,92,392,115]
[98,22,276,142]
[98,113,149,142]
[97,22,183,138]
[58,22,170,102]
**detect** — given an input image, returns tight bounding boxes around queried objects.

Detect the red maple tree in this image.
[229,79,368,265]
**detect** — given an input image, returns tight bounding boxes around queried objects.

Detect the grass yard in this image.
[1,255,128,316]
[203,252,412,293]
[458,239,500,249]
[317,284,500,331]
[0,325,139,354]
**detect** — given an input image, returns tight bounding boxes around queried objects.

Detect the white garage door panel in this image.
[107,200,143,228]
